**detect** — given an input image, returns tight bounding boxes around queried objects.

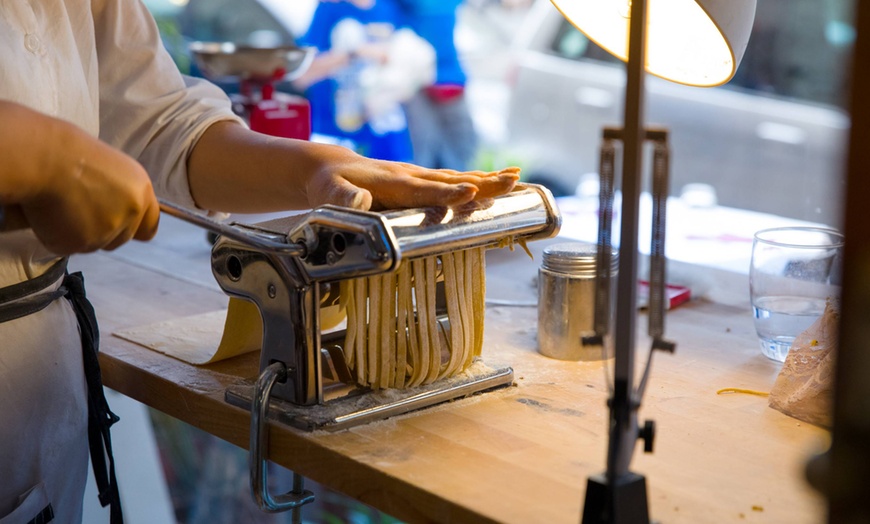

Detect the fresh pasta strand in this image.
[404,262,421,386]
[411,258,430,387]
[379,272,395,390]
[462,249,477,369]
[339,246,487,389]
[440,251,464,380]
[424,256,441,384]
[366,275,381,390]
[395,267,411,389]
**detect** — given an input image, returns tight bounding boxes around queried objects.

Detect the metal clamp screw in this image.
[250,362,316,514]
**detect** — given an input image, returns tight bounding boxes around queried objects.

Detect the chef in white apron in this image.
[0,2,518,523]
[0,0,243,520]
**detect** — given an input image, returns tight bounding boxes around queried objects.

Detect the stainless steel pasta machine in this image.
[159,184,560,511]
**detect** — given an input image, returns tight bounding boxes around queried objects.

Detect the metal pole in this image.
[581,1,652,522]
[609,0,647,479]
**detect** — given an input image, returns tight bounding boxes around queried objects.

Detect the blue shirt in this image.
[397,0,466,86]
[299,0,413,162]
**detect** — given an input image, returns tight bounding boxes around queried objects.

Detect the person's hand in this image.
[304,145,520,211]
[0,102,160,254]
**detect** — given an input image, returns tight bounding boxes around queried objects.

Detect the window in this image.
[550,0,856,109]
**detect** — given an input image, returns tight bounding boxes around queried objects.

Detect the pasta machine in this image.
[242,187,557,416]
[162,185,558,430]
[160,183,560,511]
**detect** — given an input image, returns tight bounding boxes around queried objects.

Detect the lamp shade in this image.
[550,0,757,87]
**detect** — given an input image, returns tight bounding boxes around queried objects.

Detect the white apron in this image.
[0,236,127,524]
[0,249,89,524]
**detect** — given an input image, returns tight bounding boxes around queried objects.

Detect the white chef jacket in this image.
[0,0,242,522]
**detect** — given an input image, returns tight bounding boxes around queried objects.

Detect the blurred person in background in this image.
[295,0,435,162]
[398,0,479,171]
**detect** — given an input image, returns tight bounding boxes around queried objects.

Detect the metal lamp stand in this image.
[581,0,675,522]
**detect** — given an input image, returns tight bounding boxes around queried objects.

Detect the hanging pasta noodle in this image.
[339,246,487,390]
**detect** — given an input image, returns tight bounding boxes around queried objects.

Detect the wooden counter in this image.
[71,232,828,524]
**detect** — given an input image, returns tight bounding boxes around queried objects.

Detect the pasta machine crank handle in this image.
[158,198,307,257]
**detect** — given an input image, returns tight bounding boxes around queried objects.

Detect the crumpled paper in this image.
[768,298,839,427]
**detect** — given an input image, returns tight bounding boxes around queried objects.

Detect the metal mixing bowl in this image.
[189,42,315,82]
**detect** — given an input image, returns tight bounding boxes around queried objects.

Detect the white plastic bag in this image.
[360,28,435,123]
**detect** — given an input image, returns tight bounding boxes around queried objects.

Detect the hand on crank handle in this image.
[0,102,160,254]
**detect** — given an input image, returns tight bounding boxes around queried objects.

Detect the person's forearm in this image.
[187,120,335,213]
[0,101,59,204]
[0,101,159,250]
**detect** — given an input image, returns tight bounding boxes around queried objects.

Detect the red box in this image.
[637,281,691,310]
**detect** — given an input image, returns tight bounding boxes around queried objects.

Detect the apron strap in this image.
[0,259,68,322]
[62,271,124,524]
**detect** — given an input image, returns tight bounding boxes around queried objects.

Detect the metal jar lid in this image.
[541,242,618,277]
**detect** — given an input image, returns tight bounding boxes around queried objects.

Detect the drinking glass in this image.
[750,227,844,362]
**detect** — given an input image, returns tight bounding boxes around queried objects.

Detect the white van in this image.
[505,0,854,226]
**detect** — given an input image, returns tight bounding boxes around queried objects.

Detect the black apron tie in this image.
[0,260,123,524]
[62,271,124,524]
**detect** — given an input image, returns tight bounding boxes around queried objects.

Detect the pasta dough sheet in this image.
[115,291,348,365]
[113,298,264,365]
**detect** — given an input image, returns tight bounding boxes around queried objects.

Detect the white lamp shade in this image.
[550,0,757,87]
